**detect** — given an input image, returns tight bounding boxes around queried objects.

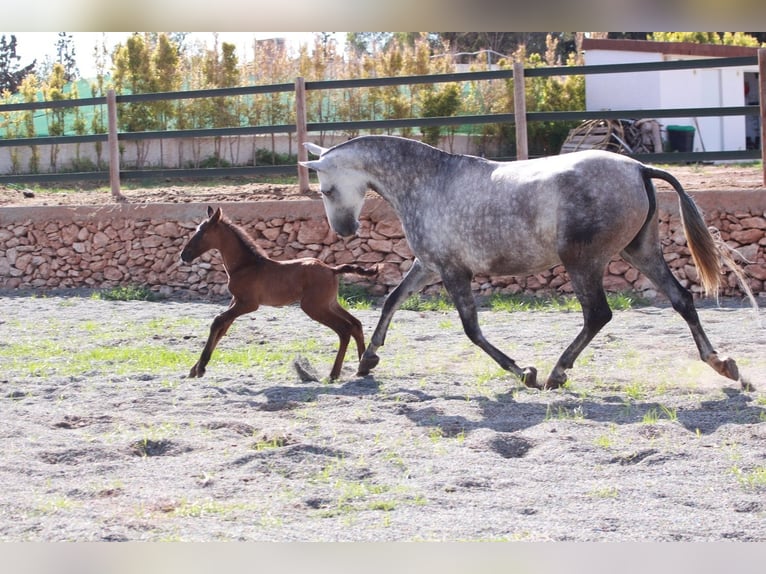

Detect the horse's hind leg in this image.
[621,243,740,383]
[358,259,439,376]
[440,267,539,388]
[547,265,614,389]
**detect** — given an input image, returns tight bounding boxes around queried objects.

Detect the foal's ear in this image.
[207,206,222,222]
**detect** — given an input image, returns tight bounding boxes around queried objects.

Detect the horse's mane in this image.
[220,214,271,261]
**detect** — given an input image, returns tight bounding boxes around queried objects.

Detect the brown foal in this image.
[180,206,376,380]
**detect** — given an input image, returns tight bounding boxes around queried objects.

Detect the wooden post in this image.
[759,49,766,187]
[513,61,528,161]
[295,77,310,193]
[106,89,125,202]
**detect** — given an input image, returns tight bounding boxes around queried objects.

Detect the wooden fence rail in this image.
[0,54,763,190]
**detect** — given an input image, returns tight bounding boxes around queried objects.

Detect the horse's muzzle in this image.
[332,219,360,238]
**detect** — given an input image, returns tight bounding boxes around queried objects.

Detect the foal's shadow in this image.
[253,373,382,407]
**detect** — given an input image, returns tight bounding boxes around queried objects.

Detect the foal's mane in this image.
[219,214,271,261]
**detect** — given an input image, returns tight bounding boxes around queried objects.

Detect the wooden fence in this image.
[1,50,765,193]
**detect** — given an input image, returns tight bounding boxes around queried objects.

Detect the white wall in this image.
[584,48,751,153]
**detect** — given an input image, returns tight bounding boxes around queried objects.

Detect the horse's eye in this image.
[321,186,335,198]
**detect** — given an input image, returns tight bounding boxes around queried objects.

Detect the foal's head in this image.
[181,206,224,263]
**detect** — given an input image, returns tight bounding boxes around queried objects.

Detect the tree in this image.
[0,35,36,94]
[55,32,79,82]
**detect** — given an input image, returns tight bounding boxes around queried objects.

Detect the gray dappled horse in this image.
[301,135,744,390]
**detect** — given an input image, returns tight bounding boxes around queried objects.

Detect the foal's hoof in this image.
[521,367,540,389]
[357,353,380,376]
[188,365,205,378]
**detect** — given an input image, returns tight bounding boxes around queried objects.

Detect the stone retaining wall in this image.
[1,192,765,301]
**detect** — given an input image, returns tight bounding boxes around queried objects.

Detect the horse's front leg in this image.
[441,267,540,389]
[357,259,438,376]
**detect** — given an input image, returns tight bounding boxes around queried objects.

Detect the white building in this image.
[581,38,760,154]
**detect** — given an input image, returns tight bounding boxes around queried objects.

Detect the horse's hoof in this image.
[522,367,540,389]
[544,372,567,390]
[707,354,739,381]
[189,365,205,378]
[357,354,380,376]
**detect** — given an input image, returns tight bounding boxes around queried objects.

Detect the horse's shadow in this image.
[245,373,762,439]
[401,384,763,438]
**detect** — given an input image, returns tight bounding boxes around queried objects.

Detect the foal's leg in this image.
[332,301,366,359]
[300,298,355,380]
[621,243,740,383]
[358,258,440,376]
[546,267,613,389]
[440,267,539,388]
[190,298,256,378]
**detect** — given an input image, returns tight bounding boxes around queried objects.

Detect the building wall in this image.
[584,48,752,153]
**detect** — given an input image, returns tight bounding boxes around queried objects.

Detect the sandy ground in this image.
[1,292,764,541]
[0,162,763,207]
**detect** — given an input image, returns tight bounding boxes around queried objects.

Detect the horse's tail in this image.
[641,166,756,307]
[331,263,379,277]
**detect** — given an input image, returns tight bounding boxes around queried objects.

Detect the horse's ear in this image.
[303,141,327,157]
[207,205,215,217]
[300,159,324,172]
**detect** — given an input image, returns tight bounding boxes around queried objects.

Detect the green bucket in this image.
[666,125,695,152]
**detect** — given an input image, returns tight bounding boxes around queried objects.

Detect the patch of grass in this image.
[401,290,454,312]
[170,498,260,518]
[623,381,646,401]
[589,486,619,499]
[594,424,618,449]
[731,465,766,490]
[92,285,161,302]
[0,339,196,377]
[35,496,81,515]
[641,404,678,424]
[484,291,647,313]
[337,282,377,310]
[545,403,585,421]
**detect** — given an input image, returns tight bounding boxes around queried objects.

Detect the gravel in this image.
[1,292,764,541]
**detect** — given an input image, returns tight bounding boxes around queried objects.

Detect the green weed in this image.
[401,290,454,311]
[730,465,766,489]
[92,285,161,301]
[485,291,646,313]
[589,486,619,499]
[337,282,377,310]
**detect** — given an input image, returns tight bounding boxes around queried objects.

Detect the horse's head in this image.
[181,206,222,263]
[300,142,368,237]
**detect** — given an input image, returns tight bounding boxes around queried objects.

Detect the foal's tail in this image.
[331,263,379,277]
[642,166,755,306]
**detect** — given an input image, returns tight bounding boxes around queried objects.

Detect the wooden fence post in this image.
[759,49,766,187]
[295,77,310,193]
[106,89,125,201]
[513,61,528,161]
